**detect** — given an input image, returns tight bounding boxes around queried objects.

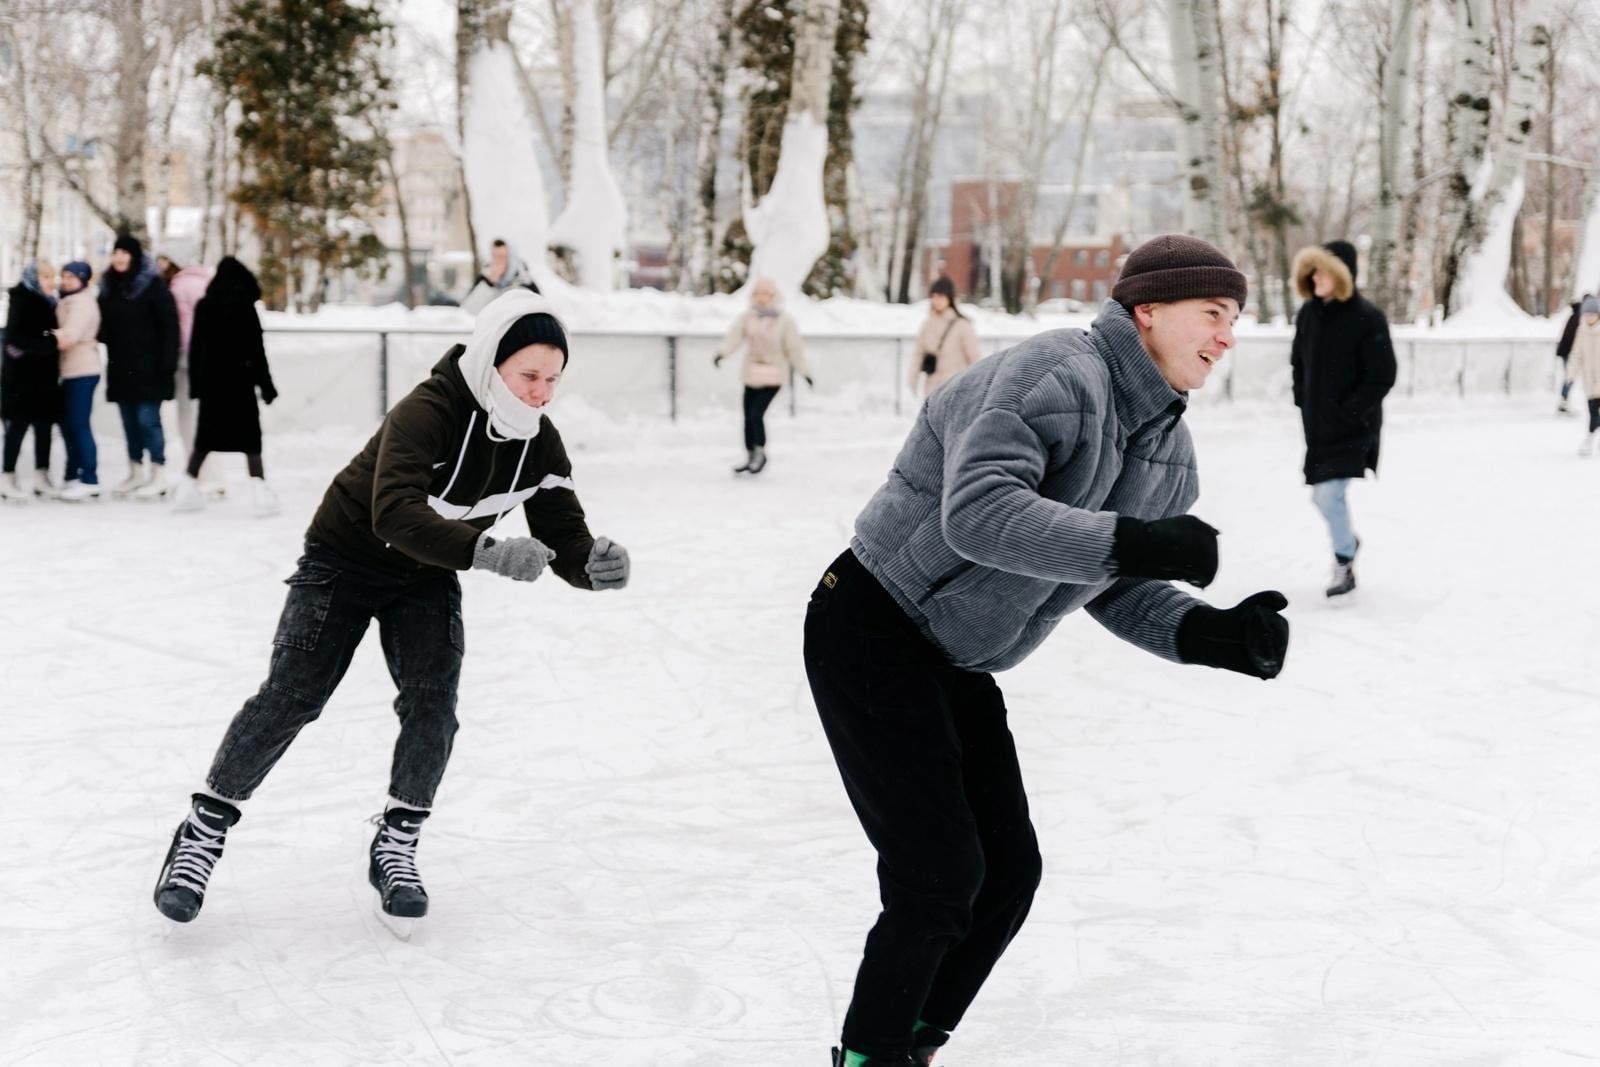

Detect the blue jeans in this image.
[117,400,165,465]
[205,543,465,809]
[61,376,100,484]
[1311,479,1359,561]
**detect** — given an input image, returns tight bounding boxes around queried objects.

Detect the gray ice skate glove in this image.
[1111,514,1220,588]
[472,533,555,582]
[585,537,630,591]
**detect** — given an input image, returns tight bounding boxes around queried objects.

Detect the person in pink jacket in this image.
[909,276,981,401]
[163,257,218,491]
[712,276,812,475]
[56,262,104,500]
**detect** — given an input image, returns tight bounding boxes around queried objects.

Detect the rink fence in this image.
[65,325,1560,439]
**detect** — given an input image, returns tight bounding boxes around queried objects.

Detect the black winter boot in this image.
[369,807,430,917]
[154,794,242,922]
[733,449,755,474]
[747,446,768,474]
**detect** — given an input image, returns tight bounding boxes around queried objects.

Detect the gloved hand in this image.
[804,375,814,388]
[712,353,725,368]
[260,383,278,405]
[472,533,555,582]
[1111,514,1219,588]
[585,536,629,591]
[1176,591,1290,679]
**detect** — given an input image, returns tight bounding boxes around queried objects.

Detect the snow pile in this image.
[461,43,551,288]
[1448,172,1532,330]
[745,113,831,298]
[547,0,628,290]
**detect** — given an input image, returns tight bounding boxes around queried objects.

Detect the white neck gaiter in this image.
[486,370,548,440]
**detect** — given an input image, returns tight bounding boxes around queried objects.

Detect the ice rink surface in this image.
[4,397,1599,1066]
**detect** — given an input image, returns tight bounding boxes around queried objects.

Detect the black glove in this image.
[1176,591,1290,679]
[260,383,278,405]
[712,354,724,368]
[1111,514,1219,588]
[804,375,814,388]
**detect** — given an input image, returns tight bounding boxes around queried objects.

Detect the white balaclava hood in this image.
[458,288,566,440]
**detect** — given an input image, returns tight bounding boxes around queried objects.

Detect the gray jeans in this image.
[206,543,465,809]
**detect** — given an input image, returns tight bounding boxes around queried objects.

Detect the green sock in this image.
[913,1020,951,1047]
[842,1052,870,1067]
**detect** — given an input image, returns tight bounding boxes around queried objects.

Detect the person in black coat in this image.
[1555,294,1591,416]
[173,257,280,516]
[1290,239,1398,598]
[1,260,62,500]
[99,233,180,497]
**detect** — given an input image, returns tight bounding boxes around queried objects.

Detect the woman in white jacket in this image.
[713,276,811,474]
[909,276,981,400]
[1567,295,1600,456]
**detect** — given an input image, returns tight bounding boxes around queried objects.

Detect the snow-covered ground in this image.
[6,397,1600,1065]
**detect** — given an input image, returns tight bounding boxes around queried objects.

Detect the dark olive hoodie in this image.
[307,341,594,587]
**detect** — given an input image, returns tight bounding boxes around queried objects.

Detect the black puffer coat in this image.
[1,280,61,421]
[190,257,277,454]
[1290,240,1398,485]
[99,255,179,404]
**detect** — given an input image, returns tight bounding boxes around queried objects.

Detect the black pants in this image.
[206,542,464,809]
[2,418,52,473]
[1589,397,1600,433]
[803,549,1042,1060]
[188,449,264,479]
[742,386,779,450]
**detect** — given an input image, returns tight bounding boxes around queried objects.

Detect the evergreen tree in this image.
[200,0,395,310]
[715,0,868,297]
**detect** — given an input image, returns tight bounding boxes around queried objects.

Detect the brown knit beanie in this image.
[1112,234,1248,309]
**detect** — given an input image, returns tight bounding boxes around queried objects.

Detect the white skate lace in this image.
[168,810,228,894]
[371,817,424,890]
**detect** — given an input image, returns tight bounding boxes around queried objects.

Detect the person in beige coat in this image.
[713,276,811,474]
[55,261,104,499]
[909,276,981,400]
[1566,295,1600,456]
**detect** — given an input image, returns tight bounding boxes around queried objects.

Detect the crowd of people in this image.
[0,234,280,514]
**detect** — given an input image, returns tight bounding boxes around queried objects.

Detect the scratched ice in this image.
[4,399,1598,1065]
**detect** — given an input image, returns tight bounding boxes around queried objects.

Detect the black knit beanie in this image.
[113,233,143,260]
[1112,234,1248,309]
[929,275,957,303]
[494,312,569,368]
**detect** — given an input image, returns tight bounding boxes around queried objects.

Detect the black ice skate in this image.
[369,807,430,917]
[154,794,241,922]
[733,449,756,474]
[747,446,768,474]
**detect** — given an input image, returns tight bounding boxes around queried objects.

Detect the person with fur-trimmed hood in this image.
[99,233,180,499]
[1290,239,1397,598]
[151,289,632,926]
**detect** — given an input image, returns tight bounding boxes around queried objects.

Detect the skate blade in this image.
[373,907,420,942]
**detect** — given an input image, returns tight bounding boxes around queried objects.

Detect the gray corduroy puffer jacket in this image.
[851,300,1204,672]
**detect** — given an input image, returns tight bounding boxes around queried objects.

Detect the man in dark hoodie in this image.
[99,233,180,498]
[1555,294,1592,416]
[1289,239,1398,598]
[152,289,631,925]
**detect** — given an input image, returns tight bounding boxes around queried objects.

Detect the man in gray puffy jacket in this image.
[805,235,1291,1067]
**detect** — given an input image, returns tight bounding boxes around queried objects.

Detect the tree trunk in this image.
[894,0,958,304]
[745,0,843,295]
[1167,0,1223,245]
[111,0,161,238]
[1396,0,1432,319]
[1212,1,1272,320]
[687,0,736,293]
[1434,0,1496,315]
[1540,26,1556,315]
[1370,0,1417,318]
[385,149,419,307]
[1446,0,1547,317]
